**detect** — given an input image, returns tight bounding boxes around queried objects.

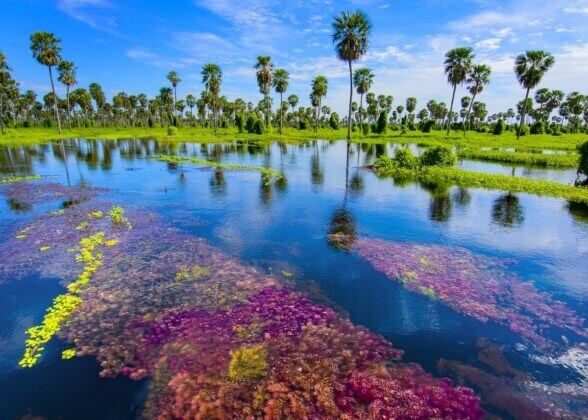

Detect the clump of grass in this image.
[153,154,283,181]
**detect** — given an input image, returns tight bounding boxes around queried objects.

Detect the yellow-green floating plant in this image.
[0,175,41,184]
[19,231,112,368]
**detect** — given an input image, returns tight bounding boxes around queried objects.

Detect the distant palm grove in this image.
[0,11,587,138]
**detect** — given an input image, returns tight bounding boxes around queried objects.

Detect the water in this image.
[0,138,587,419]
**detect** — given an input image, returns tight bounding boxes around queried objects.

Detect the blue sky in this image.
[2,0,587,115]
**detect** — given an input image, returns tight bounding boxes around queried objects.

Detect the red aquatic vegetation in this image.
[353,238,587,349]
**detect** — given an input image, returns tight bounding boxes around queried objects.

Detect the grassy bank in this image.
[1,127,585,169]
[371,157,588,203]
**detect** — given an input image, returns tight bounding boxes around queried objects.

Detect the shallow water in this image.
[0,138,587,419]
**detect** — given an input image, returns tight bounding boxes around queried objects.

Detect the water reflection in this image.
[422,182,453,223]
[491,193,525,228]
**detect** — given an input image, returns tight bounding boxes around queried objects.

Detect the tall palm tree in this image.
[255,56,274,126]
[30,31,63,133]
[272,68,289,134]
[406,97,417,117]
[167,71,181,118]
[57,60,77,129]
[332,10,371,140]
[514,50,555,139]
[311,75,328,132]
[352,67,374,129]
[186,93,196,122]
[463,64,491,136]
[201,63,222,134]
[443,47,474,135]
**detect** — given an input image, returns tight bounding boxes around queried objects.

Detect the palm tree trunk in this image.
[279,92,283,135]
[48,66,62,134]
[347,60,352,141]
[517,87,530,140]
[359,94,364,130]
[446,83,456,136]
[66,85,72,130]
[463,92,477,137]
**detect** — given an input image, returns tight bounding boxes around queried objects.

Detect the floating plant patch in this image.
[352,238,587,349]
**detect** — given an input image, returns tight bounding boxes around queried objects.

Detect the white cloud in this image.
[366,46,412,62]
[56,0,119,35]
[563,7,588,14]
[475,38,501,50]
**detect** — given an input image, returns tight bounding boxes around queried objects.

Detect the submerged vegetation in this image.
[0,175,41,184]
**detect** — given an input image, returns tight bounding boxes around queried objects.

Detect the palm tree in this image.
[186,93,196,122]
[463,64,491,136]
[255,56,274,126]
[443,47,474,135]
[406,97,417,117]
[167,71,181,118]
[332,10,371,140]
[0,51,13,134]
[514,50,555,139]
[352,67,374,129]
[57,60,77,129]
[201,63,222,134]
[272,68,289,134]
[311,75,328,132]
[30,31,63,133]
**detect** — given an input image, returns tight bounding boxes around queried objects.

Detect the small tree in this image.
[375,110,387,134]
[576,140,588,186]
[329,112,339,129]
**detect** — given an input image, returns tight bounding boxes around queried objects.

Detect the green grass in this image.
[1,127,586,168]
[372,157,588,203]
[457,149,578,168]
[153,154,283,180]
[0,175,41,184]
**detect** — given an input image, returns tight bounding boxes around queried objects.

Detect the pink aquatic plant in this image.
[353,238,587,349]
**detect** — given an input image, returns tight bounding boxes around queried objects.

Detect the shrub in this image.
[420,146,457,167]
[252,119,265,135]
[577,141,588,185]
[245,115,255,133]
[235,113,245,133]
[362,124,370,135]
[393,147,419,169]
[375,110,388,134]
[518,124,529,136]
[421,120,435,133]
[329,112,339,130]
[167,126,178,136]
[493,119,505,135]
[299,120,307,130]
[530,121,545,134]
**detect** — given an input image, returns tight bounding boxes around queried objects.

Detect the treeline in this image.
[1,19,587,137]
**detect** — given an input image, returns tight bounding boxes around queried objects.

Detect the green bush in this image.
[329,113,339,130]
[245,115,255,133]
[362,124,370,135]
[236,113,245,133]
[375,110,388,134]
[420,145,457,167]
[493,119,505,135]
[252,119,265,135]
[299,120,307,130]
[421,120,435,133]
[518,124,529,136]
[167,126,178,136]
[530,121,545,134]
[393,147,419,169]
[577,141,588,185]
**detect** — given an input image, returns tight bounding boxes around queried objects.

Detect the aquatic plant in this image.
[228,344,268,380]
[353,238,587,349]
[153,154,283,181]
[109,205,132,229]
[61,348,76,360]
[0,182,105,208]
[0,175,41,184]
[3,183,483,416]
[371,157,588,204]
[19,230,114,368]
